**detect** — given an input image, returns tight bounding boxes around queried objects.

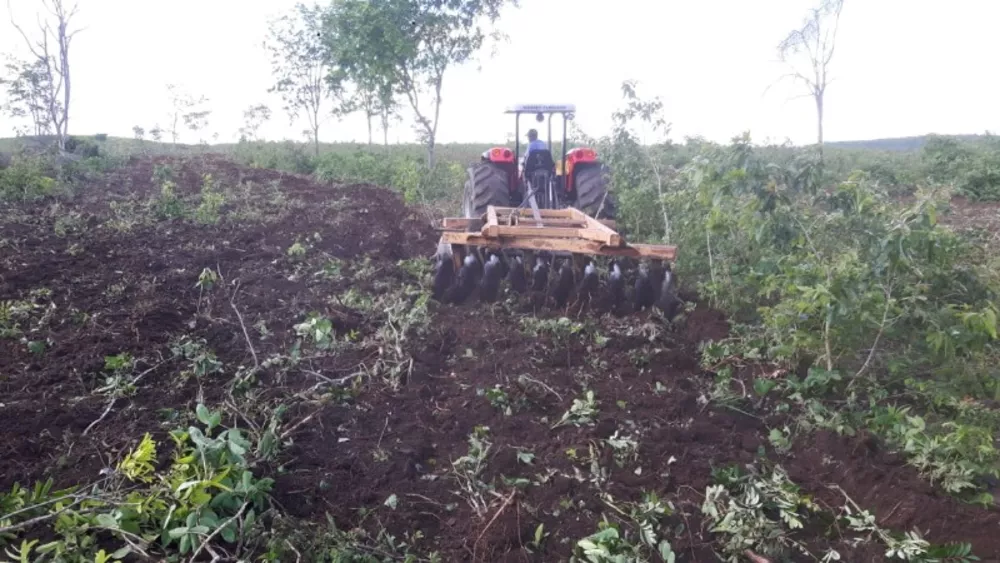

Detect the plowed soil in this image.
[1,155,998,561]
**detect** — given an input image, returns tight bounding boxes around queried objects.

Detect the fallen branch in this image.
[472,489,518,562]
[516,375,563,402]
[130,358,168,387]
[376,415,389,450]
[744,550,772,563]
[188,501,249,563]
[0,498,84,535]
[283,539,302,563]
[302,369,359,387]
[82,397,118,436]
[852,283,894,383]
[279,409,323,441]
[229,282,259,369]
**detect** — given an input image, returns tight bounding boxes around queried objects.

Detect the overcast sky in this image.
[2,0,998,145]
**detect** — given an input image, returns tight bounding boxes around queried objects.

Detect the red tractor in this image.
[463,104,616,223]
[433,104,679,316]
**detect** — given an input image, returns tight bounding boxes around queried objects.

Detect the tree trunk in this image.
[59,17,71,151]
[426,136,436,169]
[367,113,373,146]
[311,102,321,157]
[815,93,824,163]
[381,109,389,149]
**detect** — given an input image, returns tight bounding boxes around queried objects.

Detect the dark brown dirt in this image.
[896,193,1000,237]
[2,155,999,561]
[0,155,434,491]
[788,431,1000,560]
[272,302,745,561]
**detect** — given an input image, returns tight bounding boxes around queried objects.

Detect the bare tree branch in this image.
[775,0,844,163]
[7,0,80,149]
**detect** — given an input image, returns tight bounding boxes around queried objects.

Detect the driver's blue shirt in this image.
[522,139,548,166]
[525,139,547,159]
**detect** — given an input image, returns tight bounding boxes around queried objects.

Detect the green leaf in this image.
[196,403,211,425]
[244,508,257,531]
[220,524,237,543]
[200,509,220,529]
[168,526,189,539]
[196,403,222,430]
[96,513,120,529]
[257,430,277,458]
[533,523,545,545]
[753,378,777,396]
[110,546,132,559]
[659,540,676,563]
[228,436,247,456]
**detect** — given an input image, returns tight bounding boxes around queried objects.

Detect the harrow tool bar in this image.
[436,206,677,261]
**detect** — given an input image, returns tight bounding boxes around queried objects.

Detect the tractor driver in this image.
[521,129,547,173]
[524,129,546,160]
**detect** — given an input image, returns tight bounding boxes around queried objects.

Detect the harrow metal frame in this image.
[437,205,677,270]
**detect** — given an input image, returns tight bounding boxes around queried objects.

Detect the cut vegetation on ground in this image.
[2,135,1000,562]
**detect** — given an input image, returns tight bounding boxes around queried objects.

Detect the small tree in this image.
[184,109,211,143]
[775,0,844,163]
[327,0,515,167]
[0,57,52,136]
[378,92,401,149]
[132,125,145,140]
[165,84,210,145]
[8,0,81,149]
[612,80,674,243]
[328,65,398,149]
[266,3,335,156]
[238,103,271,142]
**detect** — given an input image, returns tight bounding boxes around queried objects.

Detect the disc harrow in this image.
[432,205,682,317]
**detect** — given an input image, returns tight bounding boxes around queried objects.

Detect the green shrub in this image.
[0,156,59,202]
[195,173,225,224]
[312,149,464,207]
[72,138,101,159]
[957,158,1000,201]
[151,181,185,220]
[232,141,315,174]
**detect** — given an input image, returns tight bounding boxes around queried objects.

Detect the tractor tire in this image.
[463,161,511,220]
[573,163,616,220]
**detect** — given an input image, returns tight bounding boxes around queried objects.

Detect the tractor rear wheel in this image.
[573,162,616,220]
[464,161,511,220]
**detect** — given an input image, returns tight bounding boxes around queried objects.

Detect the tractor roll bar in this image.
[504,105,576,175]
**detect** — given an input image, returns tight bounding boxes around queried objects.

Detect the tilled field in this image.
[1,156,997,561]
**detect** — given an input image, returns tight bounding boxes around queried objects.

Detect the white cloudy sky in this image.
[2,0,998,145]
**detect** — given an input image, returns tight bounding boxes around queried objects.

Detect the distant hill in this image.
[827,134,992,152]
